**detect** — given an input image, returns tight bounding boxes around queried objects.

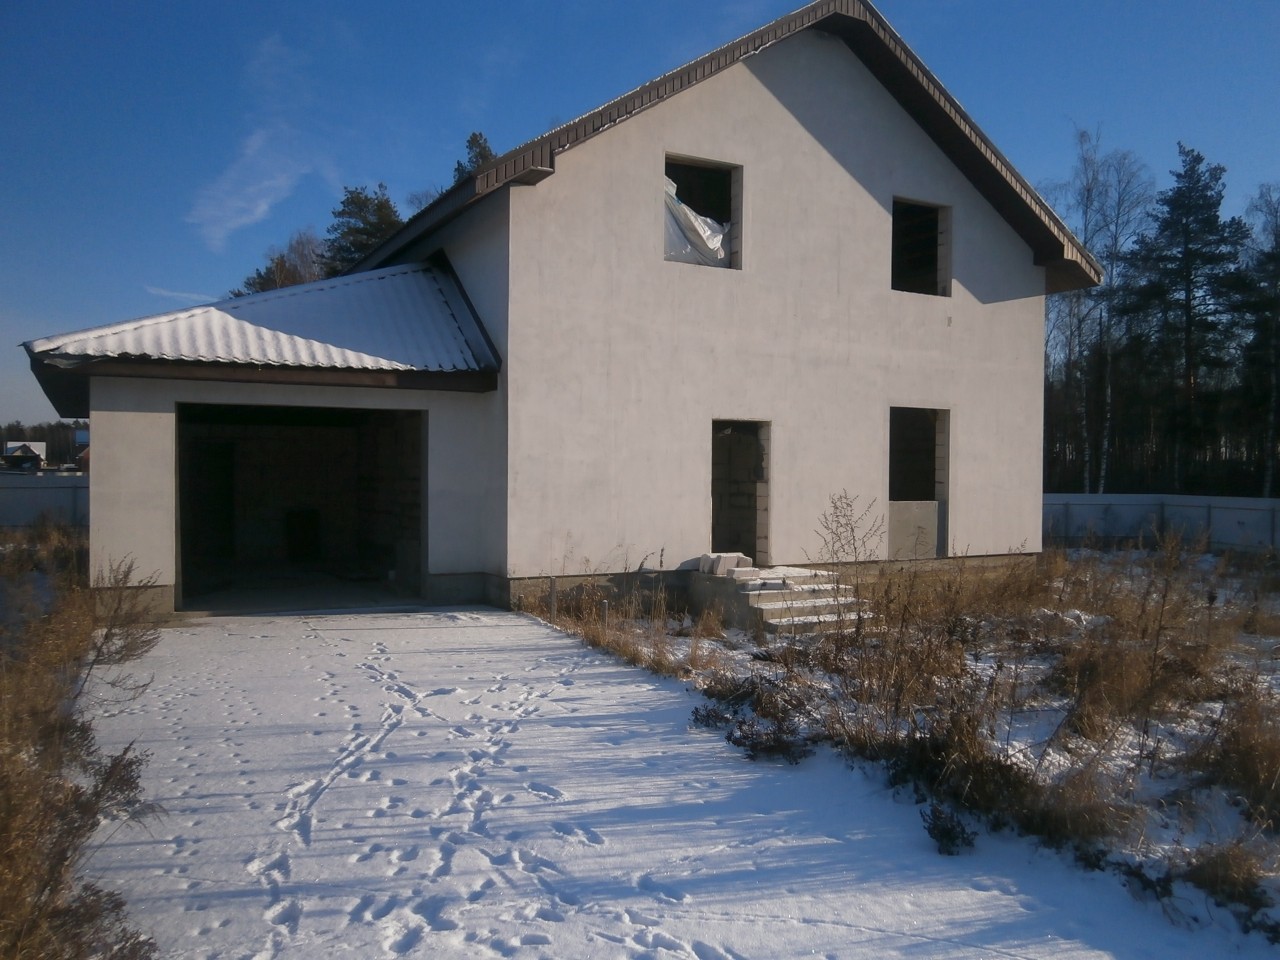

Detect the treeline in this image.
[232,133,494,297]
[1045,135,1280,496]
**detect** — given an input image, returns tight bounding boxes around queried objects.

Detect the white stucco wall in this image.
[88,376,506,599]
[499,30,1046,577]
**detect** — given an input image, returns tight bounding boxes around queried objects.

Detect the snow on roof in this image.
[26,263,496,374]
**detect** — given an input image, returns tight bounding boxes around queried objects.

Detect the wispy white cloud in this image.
[185,35,329,252]
[144,285,218,305]
[186,127,311,251]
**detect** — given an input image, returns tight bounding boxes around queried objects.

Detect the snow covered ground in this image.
[89,608,1276,959]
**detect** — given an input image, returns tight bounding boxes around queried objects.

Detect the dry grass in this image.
[1179,841,1273,913]
[0,528,160,960]
[530,506,1280,933]
[1189,687,1280,831]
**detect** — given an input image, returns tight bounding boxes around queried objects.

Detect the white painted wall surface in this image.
[88,377,506,598]
[499,31,1046,577]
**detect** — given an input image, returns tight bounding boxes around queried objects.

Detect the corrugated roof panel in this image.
[26,264,494,374]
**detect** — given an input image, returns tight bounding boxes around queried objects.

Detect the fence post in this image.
[600,599,609,636]
[549,577,557,621]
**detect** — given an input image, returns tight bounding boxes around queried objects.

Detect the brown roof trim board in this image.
[356,0,1100,293]
[29,356,497,420]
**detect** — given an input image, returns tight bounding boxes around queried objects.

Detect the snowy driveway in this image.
[91,609,1269,959]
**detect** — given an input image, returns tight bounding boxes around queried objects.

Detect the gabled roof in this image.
[357,0,1100,294]
[26,261,499,417]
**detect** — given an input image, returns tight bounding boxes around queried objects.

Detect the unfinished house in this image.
[25,0,1099,614]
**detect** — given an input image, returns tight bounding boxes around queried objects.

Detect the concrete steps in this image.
[690,557,865,636]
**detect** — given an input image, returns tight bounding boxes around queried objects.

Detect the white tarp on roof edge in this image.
[664,177,730,267]
[25,263,496,373]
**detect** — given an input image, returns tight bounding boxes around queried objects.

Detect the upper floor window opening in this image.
[664,156,742,269]
[892,199,951,296]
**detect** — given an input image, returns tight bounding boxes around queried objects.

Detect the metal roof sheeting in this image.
[26,263,497,373]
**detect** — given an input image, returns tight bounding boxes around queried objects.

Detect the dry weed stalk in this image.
[1,530,160,959]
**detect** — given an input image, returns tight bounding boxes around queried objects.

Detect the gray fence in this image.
[1044,493,1280,553]
[0,474,89,529]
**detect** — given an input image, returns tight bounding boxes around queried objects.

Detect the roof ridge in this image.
[354,0,1100,291]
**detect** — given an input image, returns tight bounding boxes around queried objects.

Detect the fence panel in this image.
[1044,493,1280,553]
[0,475,89,529]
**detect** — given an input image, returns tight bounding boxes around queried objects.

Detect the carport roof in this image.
[25,261,500,417]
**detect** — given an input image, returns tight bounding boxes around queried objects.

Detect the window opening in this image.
[892,199,950,296]
[665,157,741,269]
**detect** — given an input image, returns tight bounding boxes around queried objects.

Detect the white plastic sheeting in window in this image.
[663,177,730,267]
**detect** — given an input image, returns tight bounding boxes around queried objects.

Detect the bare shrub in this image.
[922,801,976,855]
[818,566,971,755]
[1190,685,1280,830]
[1180,842,1273,913]
[0,529,160,959]
[1018,767,1132,853]
[1048,534,1236,741]
[544,503,1280,933]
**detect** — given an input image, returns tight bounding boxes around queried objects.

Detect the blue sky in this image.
[2,1,1276,423]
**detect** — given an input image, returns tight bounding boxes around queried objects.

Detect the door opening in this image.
[888,407,949,559]
[176,404,423,611]
[711,420,770,565]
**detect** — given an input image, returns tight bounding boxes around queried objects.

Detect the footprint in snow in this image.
[638,873,689,903]
[552,821,605,845]
[410,895,459,932]
[246,850,291,880]
[381,919,424,955]
[634,930,687,952]
[624,907,661,927]
[691,941,734,960]
[263,899,302,935]
[390,844,419,863]
[526,782,563,800]
[347,894,376,925]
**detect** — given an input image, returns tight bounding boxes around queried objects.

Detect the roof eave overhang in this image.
[357,0,1100,293]
[816,12,1102,292]
[26,353,497,420]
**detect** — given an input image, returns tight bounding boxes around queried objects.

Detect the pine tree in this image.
[1119,144,1249,491]
[318,183,404,277]
[452,132,496,185]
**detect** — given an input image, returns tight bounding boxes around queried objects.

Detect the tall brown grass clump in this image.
[1179,841,1273,913]
[1047,536,1237,741]
[1190,685,1280,831]
[0,527,160,960]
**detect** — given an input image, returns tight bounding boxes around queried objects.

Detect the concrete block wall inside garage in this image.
[177,404,422,605]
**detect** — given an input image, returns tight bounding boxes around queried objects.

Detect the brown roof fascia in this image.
[355,0,1100,292]
[29,356,496,419]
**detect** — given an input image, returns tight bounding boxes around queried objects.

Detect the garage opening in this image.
[177,404,423,612]
[888,406,949,559]
[711,420,769,565]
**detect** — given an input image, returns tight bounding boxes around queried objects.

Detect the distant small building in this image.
[1,441,46,472]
